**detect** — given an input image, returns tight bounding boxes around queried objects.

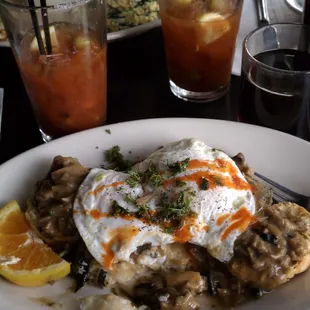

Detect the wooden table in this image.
[0,1,304,165]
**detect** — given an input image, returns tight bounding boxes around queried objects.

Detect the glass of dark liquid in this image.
[239,23,310,139]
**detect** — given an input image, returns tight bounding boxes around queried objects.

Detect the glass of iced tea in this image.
[158,0,243,102]
[0,0,107,142]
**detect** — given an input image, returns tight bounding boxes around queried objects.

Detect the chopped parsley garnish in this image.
[112,190,195,233]
[126,162,163,188]
[176,180,187,187]
[167,158,190,175]
[49,210,56,216]
[136,204,151,219]
[144,162,156,177]
[111,196,151,218]
[164,227,175,234]
[212,147,224,153]
[126,170,142,187]
[124,193,151,218]
[105,129,111,134]
[149,173,163,187]
[95,173,105,182]
[188,190,197,196]
[105,146,132,171]
[212,175,224,186]
[110,201,132,216]
[59,249,68,257]
[106,156,196,228]
[200,177,209,190]
[157,191,194,221]
[144,162,163,187]
[124,194,136,204]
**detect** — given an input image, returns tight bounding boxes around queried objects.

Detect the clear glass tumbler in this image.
[158,0,243,103]
[239,23,310,139]
[0,0,107,142]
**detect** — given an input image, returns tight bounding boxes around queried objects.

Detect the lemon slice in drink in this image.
[176,0,191,5]
[209,0,229,13]
[198,12,225,22]
[30,26,59,52]
[197,12,230,45]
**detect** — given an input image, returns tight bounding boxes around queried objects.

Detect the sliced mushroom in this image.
[165,271,206,295]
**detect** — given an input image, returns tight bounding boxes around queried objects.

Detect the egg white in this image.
[73,139,256,270]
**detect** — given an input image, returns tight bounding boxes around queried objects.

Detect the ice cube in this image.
[197,13,230,45]
[198,12,225,22]
[75,36,91,48]
[30,26,59,52]
[176,0,191,5]
[209,0,229,12]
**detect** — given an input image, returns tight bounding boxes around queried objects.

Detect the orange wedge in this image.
[0,201,70,286]
[0,200,30,234]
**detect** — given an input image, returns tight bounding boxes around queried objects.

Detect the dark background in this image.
[0,27,241,164]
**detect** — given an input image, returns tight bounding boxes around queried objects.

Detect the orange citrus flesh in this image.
[0,201,70,286]
[0,202,30,234]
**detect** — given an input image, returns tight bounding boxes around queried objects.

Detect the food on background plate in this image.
[0,30,6,41]
[1,138,310,309]
[0,19,6,41]
[0,0,160,44]
[107,0,159,32]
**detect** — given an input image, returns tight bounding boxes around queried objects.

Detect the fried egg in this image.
[73,139,256,270]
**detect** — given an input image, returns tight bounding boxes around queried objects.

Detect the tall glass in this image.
[158,0,243,103]
[0,0,107,142]
[239,23,310,139]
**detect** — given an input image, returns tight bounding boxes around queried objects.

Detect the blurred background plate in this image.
[286,0,304,13]
[0,19,161,47]
[0,41,9,47]
[107,19,160,42]
[0,19,8,47]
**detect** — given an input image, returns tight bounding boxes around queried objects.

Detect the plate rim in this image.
[107,19,161,42]
[285,0,303,13]
[1,117,310,170]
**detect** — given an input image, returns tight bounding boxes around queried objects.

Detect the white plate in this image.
[0,118,310,309]
[285,0,304,13]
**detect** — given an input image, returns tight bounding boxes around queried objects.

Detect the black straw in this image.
[298,0,310,53]
[303,0,310,26]
[40,0,52,54]
[28,0,45,55]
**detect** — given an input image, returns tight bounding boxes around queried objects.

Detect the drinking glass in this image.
[239,23,310,139]
[158,0,243,103]
[0,0,107,142]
